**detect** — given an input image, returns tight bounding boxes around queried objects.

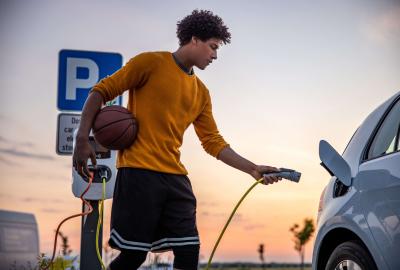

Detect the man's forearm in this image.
[217,146,257,176]
[76,91,104,140]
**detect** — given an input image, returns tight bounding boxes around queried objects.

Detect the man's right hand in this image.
[72,91,104,179]
[72,136,97,180]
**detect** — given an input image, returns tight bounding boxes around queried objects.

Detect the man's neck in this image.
[173,48,194,74]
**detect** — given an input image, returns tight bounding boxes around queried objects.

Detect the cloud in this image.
[0,194,69,205]
[0,156,18,166]
[0,193,14,199]
[198,200,219,207]
[362,6,400,45]
[21,170,71,182]
[0,136,34,148]
[200,211,265,231]
[200,211,225,218]
[0,148,54,160]
[19,141,34,148]
[40,208,63,214]
[231,213,244,224]
[0,136,61,166]
[22,197,67,204]
[244,224,265,231]
[200,211,245,223]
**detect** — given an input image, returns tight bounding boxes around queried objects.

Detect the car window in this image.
[342,127,359,155]
[367,99,400,159]
[397,126,400,151]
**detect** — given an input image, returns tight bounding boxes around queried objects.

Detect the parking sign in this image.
[57,50,123,111]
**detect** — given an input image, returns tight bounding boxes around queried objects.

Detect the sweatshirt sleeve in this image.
[90,52,155,102]
[193,90,229,158]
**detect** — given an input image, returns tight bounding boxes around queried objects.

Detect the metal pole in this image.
[80,200,102,270]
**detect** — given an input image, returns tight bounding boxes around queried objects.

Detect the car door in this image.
[355,96,400,270]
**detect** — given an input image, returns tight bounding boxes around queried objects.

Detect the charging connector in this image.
[263,168,301,183]
[99,169,108,181]
[85,165,112,183]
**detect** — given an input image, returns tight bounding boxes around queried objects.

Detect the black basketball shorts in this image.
[108,167,200,252]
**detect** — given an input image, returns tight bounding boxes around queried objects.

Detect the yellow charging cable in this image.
[96,177,107,270]
[205,177,264,270]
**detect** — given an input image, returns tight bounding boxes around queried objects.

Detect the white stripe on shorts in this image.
[151,241,200,251]
[110,229,199,251]
[152,236,199,246]
[110,235,151,251]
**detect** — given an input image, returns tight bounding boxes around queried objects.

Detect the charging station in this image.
[72,131,117,270]
[72,133,117,200]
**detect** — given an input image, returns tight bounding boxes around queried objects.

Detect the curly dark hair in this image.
[176,9,231,46]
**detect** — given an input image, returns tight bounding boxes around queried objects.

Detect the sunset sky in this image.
[0,0,399,264]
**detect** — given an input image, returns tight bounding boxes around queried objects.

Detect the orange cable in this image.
[41,173,94,270]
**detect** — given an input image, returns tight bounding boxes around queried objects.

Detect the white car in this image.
[313,92,400,270]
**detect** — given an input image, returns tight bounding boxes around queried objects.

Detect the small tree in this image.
[290,218,315,270]
[257,243,265,269]
[57,231,72,256]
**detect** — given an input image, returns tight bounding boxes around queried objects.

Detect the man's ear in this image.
[191,36,199,45]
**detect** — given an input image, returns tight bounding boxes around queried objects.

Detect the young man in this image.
[73,9,281,270]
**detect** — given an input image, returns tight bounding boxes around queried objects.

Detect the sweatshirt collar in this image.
[172,52,194,76]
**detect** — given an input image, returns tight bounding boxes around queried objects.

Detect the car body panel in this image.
[313,176,390,270]
[356,152,400,269]
[313,91,400,270]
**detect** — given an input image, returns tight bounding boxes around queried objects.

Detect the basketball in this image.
[92,105,138,150]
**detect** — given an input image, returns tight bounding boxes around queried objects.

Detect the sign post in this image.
[80,201,102,270]
[56,49,122,269]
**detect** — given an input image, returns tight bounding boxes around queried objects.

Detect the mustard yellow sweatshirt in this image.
[91,51,229,175]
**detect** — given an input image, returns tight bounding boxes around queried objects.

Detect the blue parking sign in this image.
[57,50,123,111]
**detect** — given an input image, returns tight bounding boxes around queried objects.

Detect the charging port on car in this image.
[333,179,350,197]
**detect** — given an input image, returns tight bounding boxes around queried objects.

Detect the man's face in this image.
[191,37,222,70]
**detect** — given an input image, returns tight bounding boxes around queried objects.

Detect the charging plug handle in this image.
[263,168,301,183]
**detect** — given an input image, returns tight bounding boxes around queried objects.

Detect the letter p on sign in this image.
[58,50,123,111]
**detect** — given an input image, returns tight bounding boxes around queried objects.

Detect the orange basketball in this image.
[92,106,138,150]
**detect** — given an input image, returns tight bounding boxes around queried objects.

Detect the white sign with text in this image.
[56,113,81,155]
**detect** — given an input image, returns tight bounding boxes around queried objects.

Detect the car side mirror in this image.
[319,140,352,186]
